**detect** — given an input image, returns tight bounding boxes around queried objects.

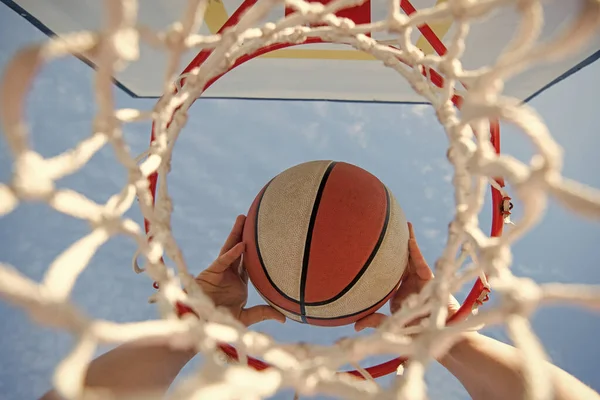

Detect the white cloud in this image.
[433,157,452,172]
[301,121,319,142]
[421,216,437,224]
[426,158,452,182]
[422,228,440,239]
[188,134,227,157]
[424,186,435,200]
[410,104,430,118]
[213,98,234,110]
[344,103,366,119]
[313,102,329,118]
[347,121,368,149]
[300,122,328,149]
[514,262,567,281]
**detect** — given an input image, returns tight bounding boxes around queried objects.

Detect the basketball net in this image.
[1,0,600,399]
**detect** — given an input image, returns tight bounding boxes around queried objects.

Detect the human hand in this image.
[194,215,286,327]
[354,222,459,332]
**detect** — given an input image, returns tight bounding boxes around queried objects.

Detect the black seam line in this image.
[255,166,391,313]
[304,184,391,307]
[266,276,401,321]
[299,161,337,323]
[255,179,302,305]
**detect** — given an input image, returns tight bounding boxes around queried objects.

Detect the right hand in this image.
[354,222,459,332]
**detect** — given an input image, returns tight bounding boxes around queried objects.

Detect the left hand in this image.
[194,215,286,327]
[354,222,459,332]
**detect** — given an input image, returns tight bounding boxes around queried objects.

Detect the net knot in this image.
[335,17,356,32]
[387,11,410,34]
[496,277,542,317]
[13,152,55,201]
[90,212,126,234]
[447,138,476,166]
[439,58,461,81]
[1,1,599,399]
[288,29,309,44]
[262,22,277,35]
[448,0,473,19]
[164,24,187,48]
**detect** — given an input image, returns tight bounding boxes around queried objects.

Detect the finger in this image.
[407,221,415,239]
[240,305,286,326]
[239,256,249,284]
[408,233,434,280]
[205,242,245,274]
[354,313,387,332]
[391,275,417,303]
[219,215,246,256]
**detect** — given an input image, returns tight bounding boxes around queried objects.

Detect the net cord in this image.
[1,1,600,399]
[142,0,502,379]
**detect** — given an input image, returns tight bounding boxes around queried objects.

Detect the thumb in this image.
[240,305,286,326]
[354,313,387,332]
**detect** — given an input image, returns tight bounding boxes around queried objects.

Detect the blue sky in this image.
[0,3,599,399]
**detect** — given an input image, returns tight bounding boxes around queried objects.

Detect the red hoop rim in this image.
[143,0,507,380]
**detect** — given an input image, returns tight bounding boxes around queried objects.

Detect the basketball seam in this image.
[254,178,301,305]
[304,184,391,306]
[306,280,397,320]
[263,277,401,321]
[299,161,337,323]
[254,164,395,322]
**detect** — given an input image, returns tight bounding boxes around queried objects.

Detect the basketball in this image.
[242,160,410,326]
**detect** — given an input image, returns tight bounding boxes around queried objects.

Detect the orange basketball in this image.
[243,160,409,326]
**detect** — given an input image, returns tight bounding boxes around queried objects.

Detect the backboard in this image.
[3,0,599,102]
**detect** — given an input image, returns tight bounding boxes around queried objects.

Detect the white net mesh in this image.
[1,0,600,399]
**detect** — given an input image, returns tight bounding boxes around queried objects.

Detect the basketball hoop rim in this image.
[142,0,506,380]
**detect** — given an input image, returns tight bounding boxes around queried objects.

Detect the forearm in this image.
[40,341,195,399]
[438,332,599,400]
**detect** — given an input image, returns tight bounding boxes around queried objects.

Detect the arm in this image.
[439,331,600,400]
[40,215,284,399]
[356,223,599,400]
[41,342,195,400]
